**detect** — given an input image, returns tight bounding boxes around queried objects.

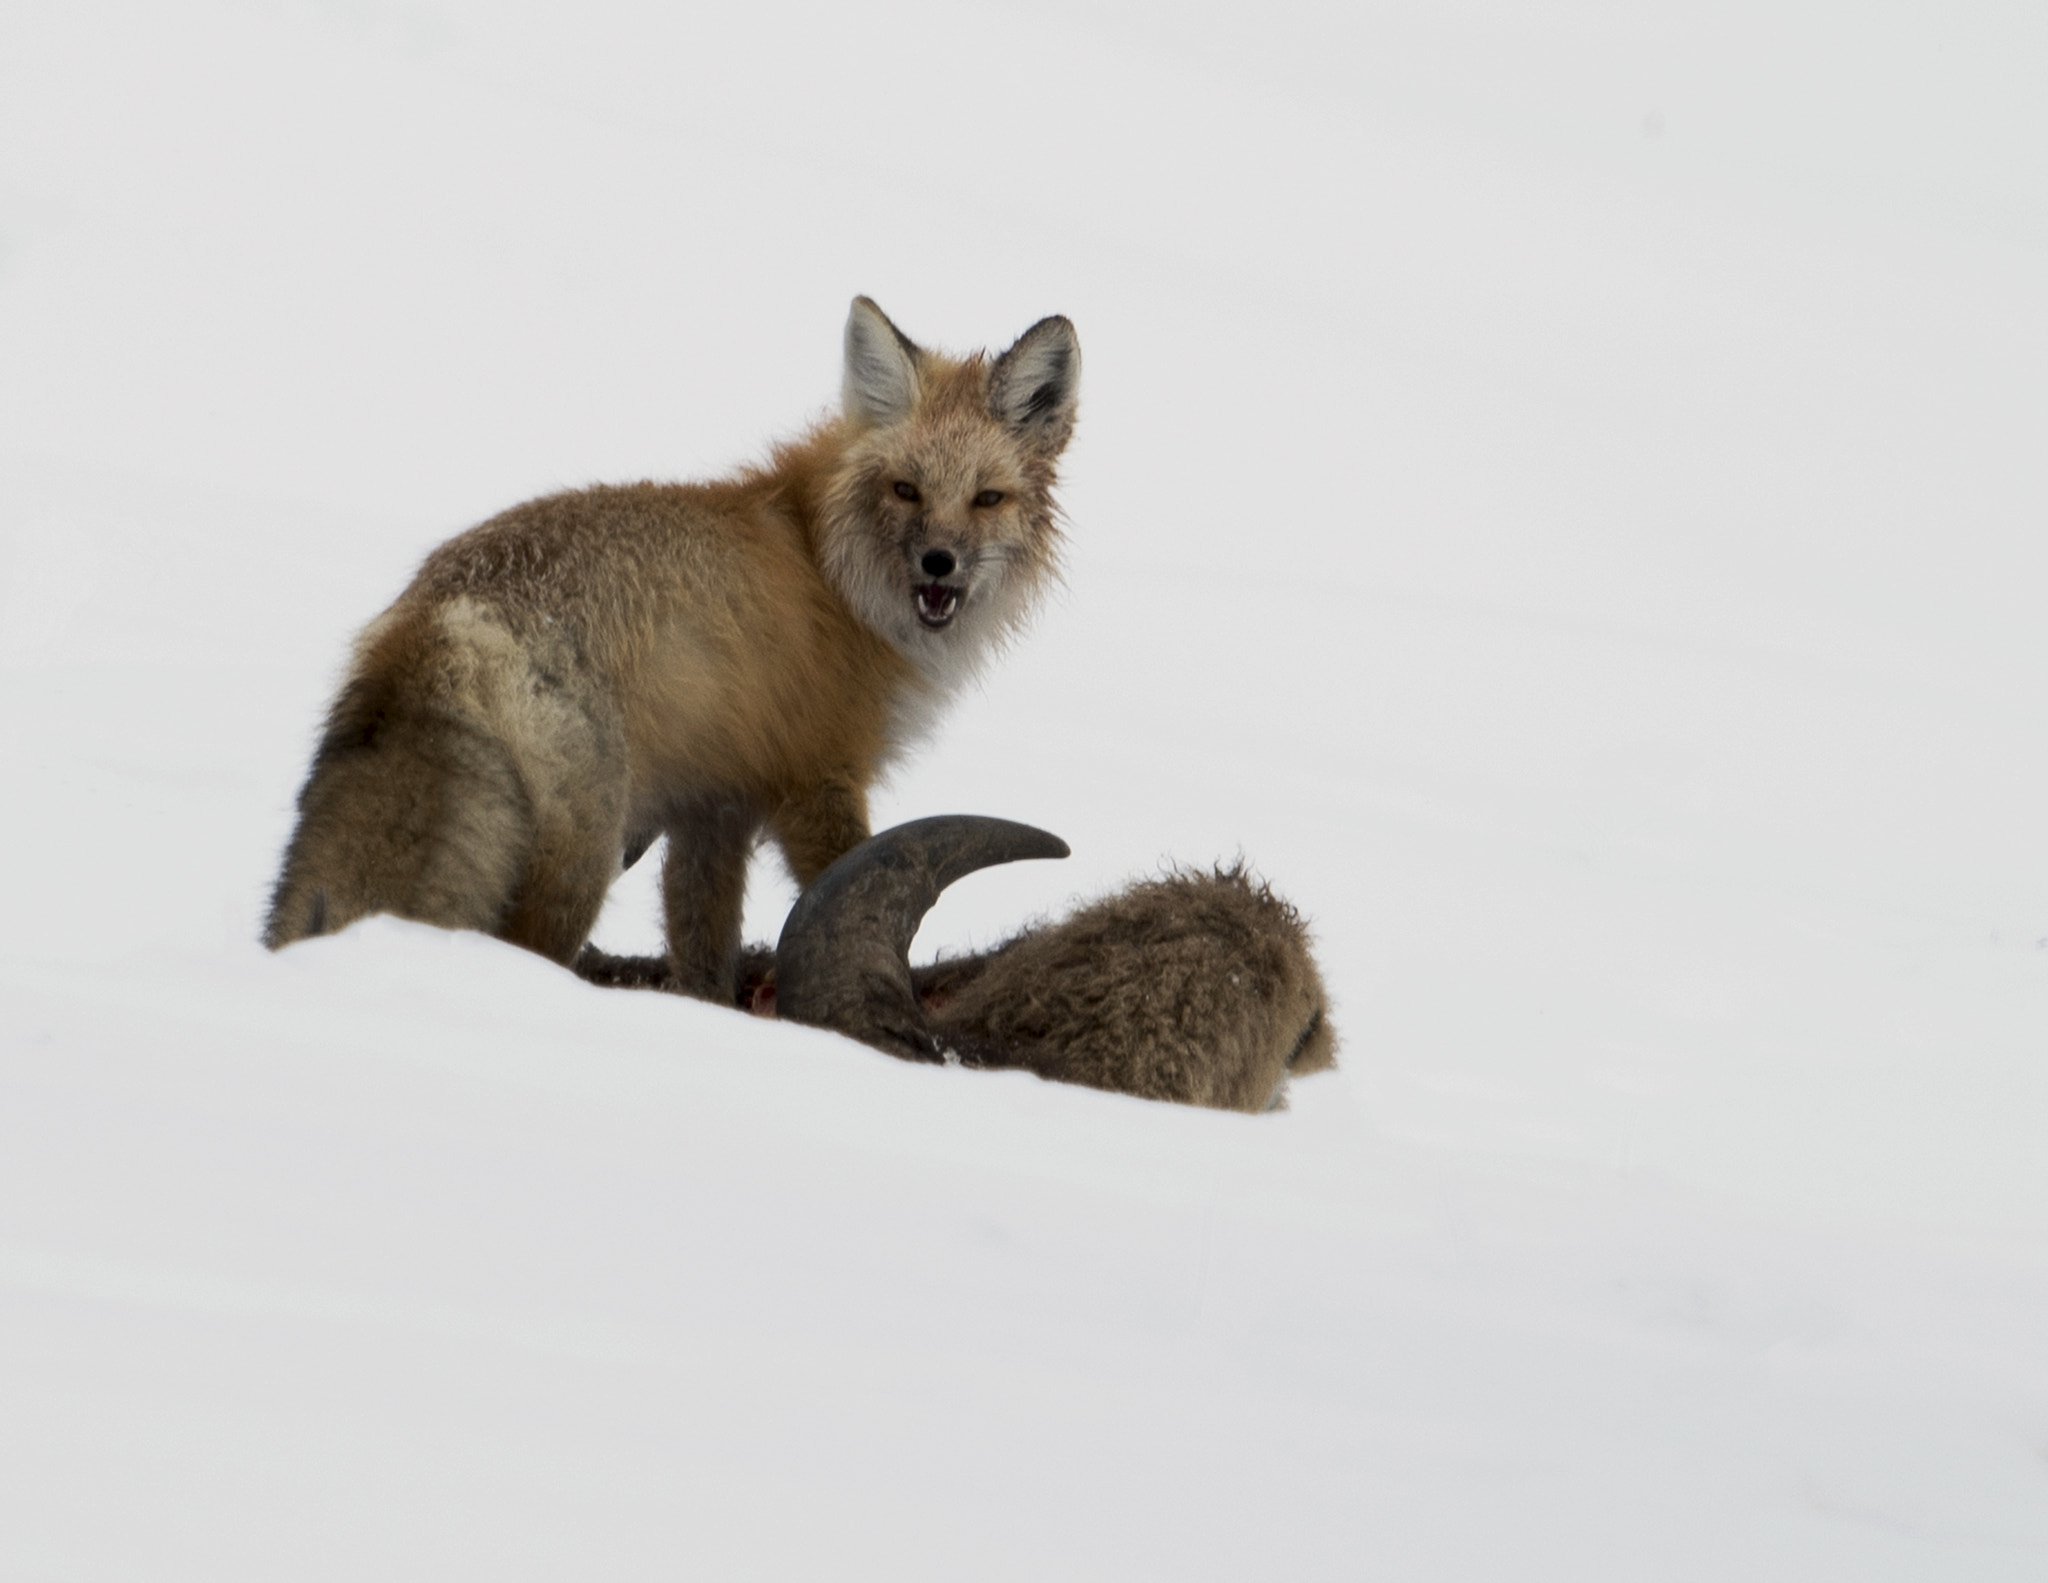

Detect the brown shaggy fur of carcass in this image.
[578,864,1336,1114]
[914,865,1334,1112]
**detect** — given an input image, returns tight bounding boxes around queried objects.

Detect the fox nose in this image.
[920,548,956,578]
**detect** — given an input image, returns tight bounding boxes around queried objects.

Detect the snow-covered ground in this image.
[4,1,2045,1575]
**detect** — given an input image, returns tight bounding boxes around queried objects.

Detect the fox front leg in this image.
[661,795,762,1002]
[766,776,871,890]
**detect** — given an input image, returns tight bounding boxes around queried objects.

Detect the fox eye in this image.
[973,489,1004,508]
[892,481,920,503]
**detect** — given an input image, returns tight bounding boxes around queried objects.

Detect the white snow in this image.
[3,1,2046,1576]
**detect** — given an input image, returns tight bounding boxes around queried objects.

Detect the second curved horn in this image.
[774,815,1070,1061]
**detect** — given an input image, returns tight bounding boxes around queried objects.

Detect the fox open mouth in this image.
[915,583,962,629]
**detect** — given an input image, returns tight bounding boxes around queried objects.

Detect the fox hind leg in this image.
[497,810,621,966]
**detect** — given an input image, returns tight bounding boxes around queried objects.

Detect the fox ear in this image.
[989,315,1080,452]
[842,297,922,428]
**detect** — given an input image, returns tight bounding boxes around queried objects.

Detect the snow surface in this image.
[4,0,2046,1576]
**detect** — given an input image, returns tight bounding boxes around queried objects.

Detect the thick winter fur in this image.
[265,299,1080,996]
[577,865,1338,1114]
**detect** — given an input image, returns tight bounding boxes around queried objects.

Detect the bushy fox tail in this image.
[263,681,533,952]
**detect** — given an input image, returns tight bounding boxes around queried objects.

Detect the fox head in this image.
[819,297,1079,683]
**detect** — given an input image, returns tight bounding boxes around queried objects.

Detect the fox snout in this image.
[912,543,966,629]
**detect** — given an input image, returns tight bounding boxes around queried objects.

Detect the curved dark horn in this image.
[774,815,1069,1061]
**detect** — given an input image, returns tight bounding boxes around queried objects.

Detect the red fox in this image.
[264,298,1080,999]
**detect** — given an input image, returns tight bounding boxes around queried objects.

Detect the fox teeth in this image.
[916,583,961,629]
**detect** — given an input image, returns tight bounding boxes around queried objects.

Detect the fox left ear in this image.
[843,297,923,429]
[990,315,1080,453]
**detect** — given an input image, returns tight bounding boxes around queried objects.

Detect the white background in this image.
[3,1,2045,1575]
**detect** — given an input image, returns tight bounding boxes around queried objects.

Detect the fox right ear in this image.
[842,297,922,428]
[989,314,1080,454]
